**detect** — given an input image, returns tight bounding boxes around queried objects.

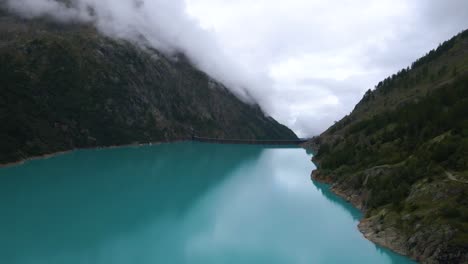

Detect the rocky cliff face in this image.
[0,12,297,164]
[307,30,468,263]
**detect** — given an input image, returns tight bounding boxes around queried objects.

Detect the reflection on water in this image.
[0,142,414,264]
[311,180,361,221]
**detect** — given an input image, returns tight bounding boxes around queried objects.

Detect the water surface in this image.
[0,142,414,263]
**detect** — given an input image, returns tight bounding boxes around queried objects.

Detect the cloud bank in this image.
[3,0,468,137]
[187,0,468,136]
[3,0,271,105]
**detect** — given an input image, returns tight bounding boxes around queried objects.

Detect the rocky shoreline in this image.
[311,169,468,264]
[310,169,417,262]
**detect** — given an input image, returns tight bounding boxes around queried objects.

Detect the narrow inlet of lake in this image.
[0,142,414,263]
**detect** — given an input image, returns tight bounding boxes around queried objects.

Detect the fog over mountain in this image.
[3,0,468,137]
[2,0,267,103]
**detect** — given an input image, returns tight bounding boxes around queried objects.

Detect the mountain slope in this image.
[0,12,297,164]
[306,30,468,263]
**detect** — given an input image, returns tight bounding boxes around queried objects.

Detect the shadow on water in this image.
[310,179,361,221]
[305,148,315,155]
[0,142,264,262]
[311,179,416,264]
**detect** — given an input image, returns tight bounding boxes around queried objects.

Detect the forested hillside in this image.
[0,11,297,164]
[307,29,468,263]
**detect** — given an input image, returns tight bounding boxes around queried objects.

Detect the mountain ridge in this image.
[0,10,297,164]
[305,29,468,263]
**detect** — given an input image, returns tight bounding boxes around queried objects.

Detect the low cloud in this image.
[2,0,468,137]
[2,0,269,105]
[187,0,468,137]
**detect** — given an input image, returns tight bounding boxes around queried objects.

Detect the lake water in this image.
[0,142,414,264]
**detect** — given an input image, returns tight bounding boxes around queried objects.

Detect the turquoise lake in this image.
[0,142,414,264]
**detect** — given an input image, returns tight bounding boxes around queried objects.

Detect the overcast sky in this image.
[5,0,468,137]
[184,0,468,137]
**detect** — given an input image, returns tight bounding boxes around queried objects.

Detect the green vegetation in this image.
[310,29,468,262]
[0,12,297,164]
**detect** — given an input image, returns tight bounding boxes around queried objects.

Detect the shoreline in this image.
[0,139,189,168]
[0,139,302,168]
[309,169,417,263]
[2,141,417,261]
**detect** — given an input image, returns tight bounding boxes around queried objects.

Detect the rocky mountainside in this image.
[0,11,297,164]
[306,30,468,263]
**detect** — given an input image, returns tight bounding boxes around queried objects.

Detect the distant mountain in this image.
[0,11,297,164]
[306,30,468,263]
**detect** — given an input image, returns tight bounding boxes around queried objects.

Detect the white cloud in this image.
[3,0,468,137]
[4,0,266,103]
[186,0,468,136]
